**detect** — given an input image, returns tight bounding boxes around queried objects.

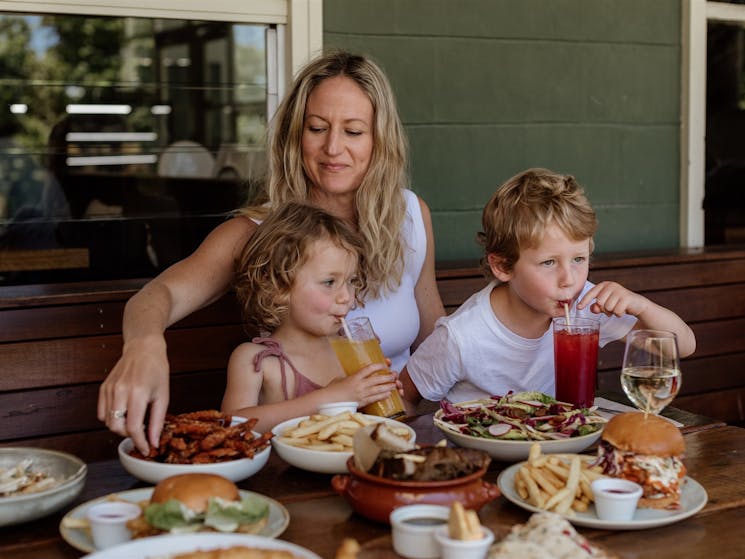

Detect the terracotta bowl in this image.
[331,457,500,524]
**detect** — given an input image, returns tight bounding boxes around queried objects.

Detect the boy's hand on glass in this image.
[577,281,649,318]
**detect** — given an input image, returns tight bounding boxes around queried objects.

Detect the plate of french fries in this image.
[497,443,708,530]
[271,412,416,474]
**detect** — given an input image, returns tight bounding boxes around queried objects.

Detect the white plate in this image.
[119,417,271,483]
[271,414,416,474]
[433,411,602,462]
[82,533,321,559]
[60,487,289,553]
[497,462,708,530]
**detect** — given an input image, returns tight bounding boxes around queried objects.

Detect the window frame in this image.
[0,0,323,89]
[682,0,745,247]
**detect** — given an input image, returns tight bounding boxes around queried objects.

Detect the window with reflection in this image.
[0,12,270,285]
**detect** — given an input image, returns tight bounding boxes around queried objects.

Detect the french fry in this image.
[448,502,483,540]
[513,445,608,517]
[289,412,352,438]
[331,434,355,447]
[317,422,342,440]
[528,465,561,494]
[544,487,571,511]
[519,465,545,508]
[555,456,581,515]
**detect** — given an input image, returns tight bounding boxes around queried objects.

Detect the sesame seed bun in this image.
[601,412,685,456]
[150,473,239,513]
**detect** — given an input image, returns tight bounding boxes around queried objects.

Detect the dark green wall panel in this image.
[324,0,678,45]
[323,0,682,260]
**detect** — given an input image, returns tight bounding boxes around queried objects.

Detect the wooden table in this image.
[2,409,743,559]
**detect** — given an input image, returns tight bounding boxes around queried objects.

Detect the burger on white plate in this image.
[596,412,686,510]
[128,473,269,538]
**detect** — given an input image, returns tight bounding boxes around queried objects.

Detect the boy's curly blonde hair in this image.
[477,168,598,276]
[234,202,367,335]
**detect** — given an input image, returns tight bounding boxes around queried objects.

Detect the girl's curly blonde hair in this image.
[234,202,367,335]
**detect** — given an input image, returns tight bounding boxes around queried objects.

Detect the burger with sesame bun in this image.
[597,412,686,510]
[127,473,269,538]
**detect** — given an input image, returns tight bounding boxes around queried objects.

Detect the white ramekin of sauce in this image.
[591,477,643,521]
[86,501,142,549]
[389,504,450,559]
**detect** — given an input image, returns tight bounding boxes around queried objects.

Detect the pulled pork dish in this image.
[368,446,491,481]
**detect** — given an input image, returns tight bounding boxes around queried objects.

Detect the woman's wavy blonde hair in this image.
[477,168,598,277]
[234,201,367,335]
[239,49,408,297]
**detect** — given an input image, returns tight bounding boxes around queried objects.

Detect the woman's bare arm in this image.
[412,196,446,349]
[98,216,257,454]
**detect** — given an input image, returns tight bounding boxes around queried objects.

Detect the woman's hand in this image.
[97,335,170,455]
[326,363,398,407]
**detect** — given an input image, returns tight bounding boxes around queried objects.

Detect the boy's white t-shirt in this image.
[406,280,637,403]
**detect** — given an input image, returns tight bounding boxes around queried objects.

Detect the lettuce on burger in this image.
[597,412,686,510]
[129,473,269,538]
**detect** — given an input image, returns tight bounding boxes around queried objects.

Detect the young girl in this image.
[221,202,400,432]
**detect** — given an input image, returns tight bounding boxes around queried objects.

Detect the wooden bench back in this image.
[0,283,245,462]
[2,246,744,460]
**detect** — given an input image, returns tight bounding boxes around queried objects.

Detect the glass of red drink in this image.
[553,316,600,408]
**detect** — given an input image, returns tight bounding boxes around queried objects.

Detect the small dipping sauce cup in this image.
[389,504,450,559]
[591,478,643,521]
[86,501,141,549]
[434,524,495,559]
[318,401,358,416]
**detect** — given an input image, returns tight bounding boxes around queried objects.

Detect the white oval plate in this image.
[497,462,708,530]
[271,413,415,474]
[82,533,321,559]
[60,487,289,553]
[433,410,602,462]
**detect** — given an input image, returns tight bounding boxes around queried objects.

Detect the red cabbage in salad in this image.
[436,391,606,441]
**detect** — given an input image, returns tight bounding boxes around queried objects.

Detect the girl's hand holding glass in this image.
[327,363,400,410]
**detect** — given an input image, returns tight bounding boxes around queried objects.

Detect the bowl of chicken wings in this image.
[118,410,272,484]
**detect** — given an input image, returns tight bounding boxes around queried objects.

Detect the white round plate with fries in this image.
[433,417,602,462]
[271,412,416,474]
[497,446,708,530]
[118,416,271,483]
[59,488,290,553]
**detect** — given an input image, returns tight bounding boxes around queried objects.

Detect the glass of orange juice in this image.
[329,317,406,420]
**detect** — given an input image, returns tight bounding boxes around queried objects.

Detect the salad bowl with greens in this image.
[432,392,606,462]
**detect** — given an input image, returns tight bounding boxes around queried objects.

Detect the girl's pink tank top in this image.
[251,337,323,399]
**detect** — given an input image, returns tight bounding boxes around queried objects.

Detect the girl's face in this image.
[302,75,374,199]
[497,224,591,321]
[286,238,359,336]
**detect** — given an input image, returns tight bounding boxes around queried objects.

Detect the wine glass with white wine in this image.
[620,329,682,416]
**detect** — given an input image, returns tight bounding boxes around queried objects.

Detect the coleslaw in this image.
[436,391,606,441]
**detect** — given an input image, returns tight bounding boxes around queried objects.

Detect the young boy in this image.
[400,168,696,406]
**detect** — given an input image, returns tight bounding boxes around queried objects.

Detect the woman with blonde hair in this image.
[98,49,445,453]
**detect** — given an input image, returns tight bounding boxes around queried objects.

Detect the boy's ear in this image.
[487,253,512,282]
